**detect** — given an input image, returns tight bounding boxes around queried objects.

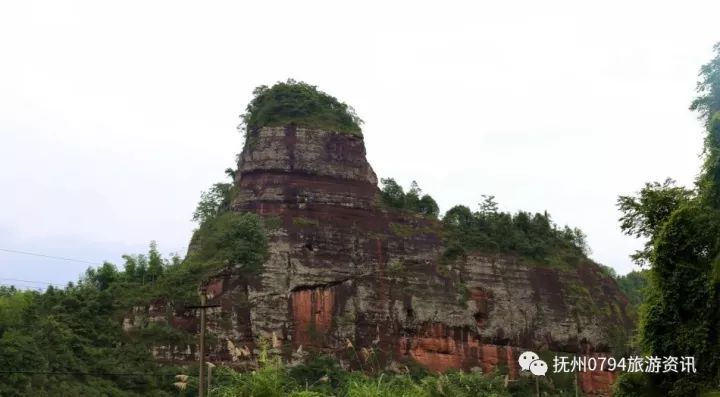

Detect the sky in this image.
[1,0,719,288]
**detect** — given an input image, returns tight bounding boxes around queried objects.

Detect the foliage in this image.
[188,212,268,274]
[240,79,363,136]
[0,164,272,395]
[380,178,440,218]
[640,203,720,394]
[293,217,320,227]
[193,182,233,225]
[288,353,348,393]
[209,346,591,397]
[616,42,720,395]
[442,200,589,263]
[690,42,720,126]
[699,114,720,207]
[613,372,660,397]
[213,344,297,397]
[0,264,180,396]
[213,348,516,397]
[615,270,649,307]
[617,178,693,265]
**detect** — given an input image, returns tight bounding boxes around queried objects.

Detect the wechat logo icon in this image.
[519,351,548,376]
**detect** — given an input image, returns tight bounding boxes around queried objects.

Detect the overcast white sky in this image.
[1,1,719,288]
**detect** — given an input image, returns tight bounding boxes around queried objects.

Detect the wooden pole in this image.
[185,285,220,397]
[575,371,579,397]
[207,362,215,397]
[199,289,207,397]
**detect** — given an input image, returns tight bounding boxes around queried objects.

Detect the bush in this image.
[289,353,348,393]
[442,201,589,263]
[241,79,363,136]
[188,211,269,273]
[380,178,440,218]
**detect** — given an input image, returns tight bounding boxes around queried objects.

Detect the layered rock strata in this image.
[129,125,633,395]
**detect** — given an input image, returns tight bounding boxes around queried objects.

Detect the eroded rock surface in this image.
[132,125,633,395]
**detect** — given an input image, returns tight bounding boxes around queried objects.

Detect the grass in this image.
[293,217,320,227]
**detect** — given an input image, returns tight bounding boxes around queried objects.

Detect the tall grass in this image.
[208,342,532,397]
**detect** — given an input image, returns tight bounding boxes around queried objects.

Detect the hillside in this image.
[0,81,635,396]
[126,81,634,394]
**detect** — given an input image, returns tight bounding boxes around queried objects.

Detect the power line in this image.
[0,248,101,265]
[0,278,64,287]
[0,283,45,291]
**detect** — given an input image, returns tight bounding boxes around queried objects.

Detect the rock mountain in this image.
[131,124,633,395]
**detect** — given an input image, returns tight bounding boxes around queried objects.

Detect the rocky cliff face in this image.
[134,125,633,395]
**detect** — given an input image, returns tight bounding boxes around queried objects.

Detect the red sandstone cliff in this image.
[129,124,633,395]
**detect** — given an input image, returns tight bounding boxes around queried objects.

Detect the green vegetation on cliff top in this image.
[379,178,590,265]
[240,79,363,136]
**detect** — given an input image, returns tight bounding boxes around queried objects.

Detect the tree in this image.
[615,270,649,307]
[188,212,269,274]
[690,42,720,126]
[417,194,440,218]
[192,182,233,225]
[442,199,589,262]
[617,178,692,265]
[225,167,237,180]
[380,178,405,209]
[379,178,440,218]
[147,240,164,281]
[478,195,498,215]
[84,262,119,290]
[442,205,474,229]
[404,181,422,212]
[616,42,720,395]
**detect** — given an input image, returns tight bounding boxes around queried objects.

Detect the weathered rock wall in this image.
[130,125,633,395]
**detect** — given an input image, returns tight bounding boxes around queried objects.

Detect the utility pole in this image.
[206,362,216,397]
[186,285,220,397]
[199,290,206,397]
[574,371,579,397]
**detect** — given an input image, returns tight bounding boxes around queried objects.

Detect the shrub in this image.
[240,79,363,136]
[442,202,589,263]
[380,178,440,219]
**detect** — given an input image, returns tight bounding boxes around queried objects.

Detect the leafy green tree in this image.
[442,199,588,262]
[380,178,406,209]
[147,240,164,281]
[404,181,422,211]
[380,178,440,218]
[0,252,178,396]
[616,42,720,395]
[417,194,440,218]
[479,195,498,215]
[188,212,269,273]
[193,182,233,225]
[84,261,120,290]
[690,43,720,126]
[615,270,649,306]
[443,205,474,228]
[617,178,693,265]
